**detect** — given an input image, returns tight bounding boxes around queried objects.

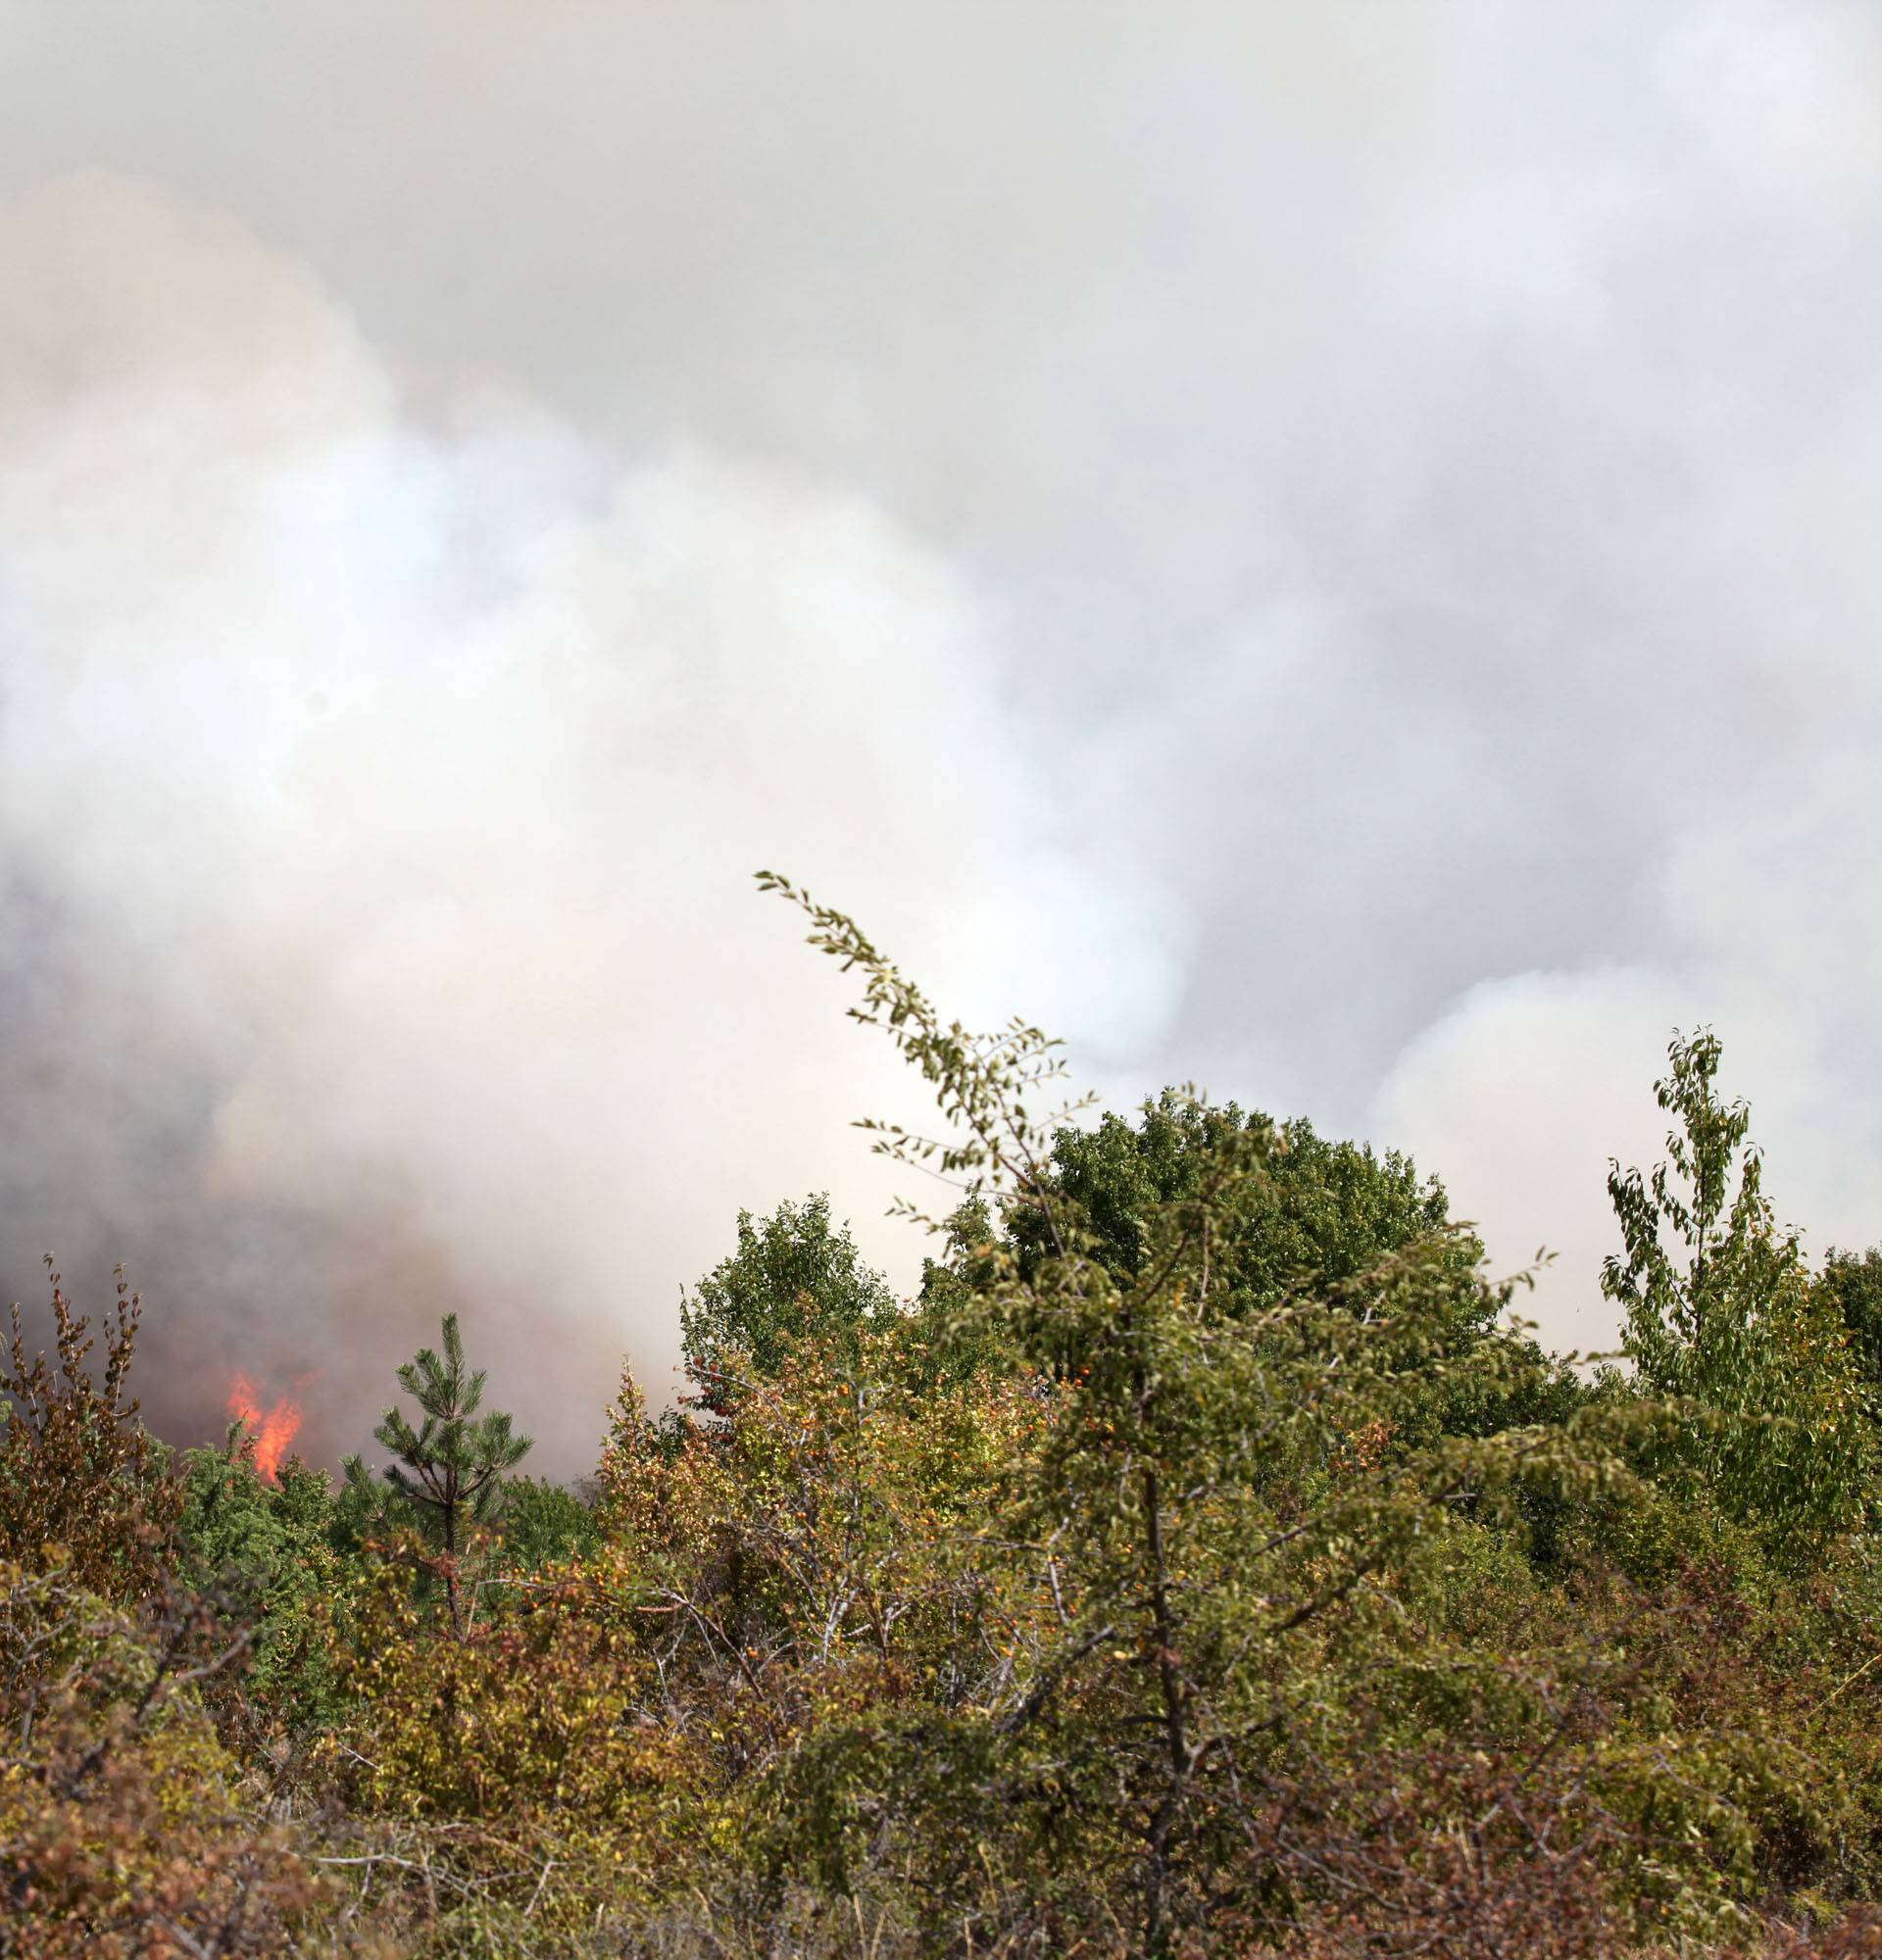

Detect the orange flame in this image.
[226,1372,304,1482]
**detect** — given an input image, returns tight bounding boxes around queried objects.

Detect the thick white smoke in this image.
[1372,768,1882,1352]
[0,174,1175,1470]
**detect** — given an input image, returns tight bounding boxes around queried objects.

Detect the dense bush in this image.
[5,888,1882,1955]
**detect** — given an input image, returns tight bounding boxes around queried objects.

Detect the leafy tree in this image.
[896,1196,1013,1388]
[498,1476,601,1571]
[1002,1089,1537,1450]
[1817,1245,1882,1409]
[342,1312,531,1636]
[175,1443,344,1724]
[680,1193,896,1410]
[1011,1090,1481,1322]
[1603,1028,1869,1547]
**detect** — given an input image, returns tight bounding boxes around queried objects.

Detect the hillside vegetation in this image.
[6,877,1882,1957]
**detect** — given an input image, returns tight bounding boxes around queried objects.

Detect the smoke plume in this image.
[0,174,1168,1470]
[5,6,1882,1467]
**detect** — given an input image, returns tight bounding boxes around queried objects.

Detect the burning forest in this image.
[6,884,1882,1954]
[8,5,1882,1954]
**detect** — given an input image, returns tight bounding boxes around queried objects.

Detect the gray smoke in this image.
[3,4,1881,1468]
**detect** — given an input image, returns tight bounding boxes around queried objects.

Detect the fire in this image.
[226,1372,304,1482]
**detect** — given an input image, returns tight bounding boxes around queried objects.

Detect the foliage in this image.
[680,1192,897,1411]
[495,1474,601,1573]
[754,875,1649,1950]
[901,1196,1015,1389]
[341,1311,532,1638]
[1010,1089,1481,1317]
[176,1443,345,1726]
[0,1560,317,1955]
[0,1260,179,1602]
[9,895,1882,1955]
[1818,1245,1882,1407]
[1604,1029,1871,1549]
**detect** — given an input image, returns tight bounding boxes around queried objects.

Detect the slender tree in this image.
[344,1312,531,1636]
[1603,1027,1868,1545]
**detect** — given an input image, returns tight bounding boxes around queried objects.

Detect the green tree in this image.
[1818,1246,1882,1411]
[342,1312,531,1636]
[897,1196,1012,1388]
[680,1194,896,1410]
[176,1443,343,1722]
[997,1088,1567,1458]
[1603,1028,1868,1546]
[1013,1091,1475,1304]
[498,1476,601,1571]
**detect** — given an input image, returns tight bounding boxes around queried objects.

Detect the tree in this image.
[342,1312,531,1637]
[176,1444,343,1724]
[899,1196,1011,1388]
[1817,1246,1882,1410]
[1009,1089,1489,1338]
[679,1194,896,1412]
[498,1476,601,1572]
[1602,1028,1868,1545]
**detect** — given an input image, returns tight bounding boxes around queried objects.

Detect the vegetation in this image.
[339,1311,534,1637]
[5,877,1882,1955]
[679,1192,899,1411]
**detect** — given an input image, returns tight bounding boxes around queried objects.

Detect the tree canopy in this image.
[678,1191,897,1406]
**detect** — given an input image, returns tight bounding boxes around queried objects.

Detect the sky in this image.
[2,1,1881,1474]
